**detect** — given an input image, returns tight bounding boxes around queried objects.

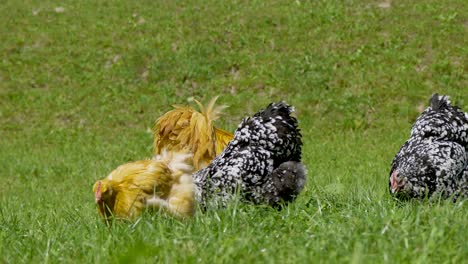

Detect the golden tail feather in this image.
[152,97,234,170]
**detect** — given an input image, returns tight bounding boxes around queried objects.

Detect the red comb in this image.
[95,181,102,201]
[391,171,398,190]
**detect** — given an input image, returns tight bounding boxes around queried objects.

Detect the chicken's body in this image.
[192,102,306,208]
[390,94,468,200]
[93,152,195,221]
[153,97,234,171]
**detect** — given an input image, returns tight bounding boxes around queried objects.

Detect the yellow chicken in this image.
[92,151,195,221]
[152,96,234,171]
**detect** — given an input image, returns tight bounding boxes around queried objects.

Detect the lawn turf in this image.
[0,0,467,263]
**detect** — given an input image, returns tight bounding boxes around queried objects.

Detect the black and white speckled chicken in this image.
[389,94,468,200]
[192,101,306,208]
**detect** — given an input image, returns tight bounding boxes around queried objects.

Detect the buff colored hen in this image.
[92,151,195,222]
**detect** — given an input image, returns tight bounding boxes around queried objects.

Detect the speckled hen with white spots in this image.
[193,102,306,208]
[390,94,468,200]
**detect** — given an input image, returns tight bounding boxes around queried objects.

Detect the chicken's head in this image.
[92,180,116,220]
[390,170,406,194]
[93,180,113,203]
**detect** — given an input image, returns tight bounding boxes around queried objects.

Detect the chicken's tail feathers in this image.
[153,97,233,170]
[152,106,194,154]
[429,93,468,120]
[268,161,307,205]
[252,101,303,161]
[430,93,451,112]
[412,94,468,144]
[194,96,228,123]
[183,96,232,169]
[256,101,295,120]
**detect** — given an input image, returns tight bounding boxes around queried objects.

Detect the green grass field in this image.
[1,0,467,263]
